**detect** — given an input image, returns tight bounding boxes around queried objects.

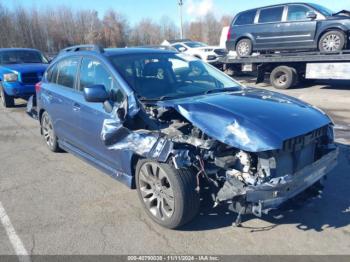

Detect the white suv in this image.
[170,41,227,64]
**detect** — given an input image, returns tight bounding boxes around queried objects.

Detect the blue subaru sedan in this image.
[0,48,48,107]
[35,45,338,228]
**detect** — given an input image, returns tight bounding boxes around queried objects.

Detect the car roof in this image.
[57,47,177,59]
[0,48,42,52]
[236,2,312,14]
[104,48,176,56]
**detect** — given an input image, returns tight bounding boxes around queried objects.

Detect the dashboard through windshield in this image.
[110,53,241,100]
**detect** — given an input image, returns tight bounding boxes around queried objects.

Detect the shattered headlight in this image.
[3,73,18,82]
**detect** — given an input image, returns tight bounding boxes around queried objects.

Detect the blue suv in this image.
[0,48,48,107]
[36,45,337,228]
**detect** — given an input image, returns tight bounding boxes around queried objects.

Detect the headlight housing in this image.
[3,73,18,82]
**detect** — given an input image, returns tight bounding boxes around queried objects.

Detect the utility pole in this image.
[178,0,184,39]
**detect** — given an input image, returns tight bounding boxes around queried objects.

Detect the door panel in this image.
[279,4,317,48]
[255,5,317,49]
[74,57,126,172]
[42,56,81,145]
[76,97,125,171]
[254,6,286,48]
[44,84,82,145]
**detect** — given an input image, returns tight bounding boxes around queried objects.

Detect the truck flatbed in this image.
[220,50,350,89]
[221,50,350,64]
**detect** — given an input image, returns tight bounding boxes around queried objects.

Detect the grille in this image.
[282,126,328,152]
[21,72,42,85]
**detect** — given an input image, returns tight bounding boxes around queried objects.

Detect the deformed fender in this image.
[100,108,175,163]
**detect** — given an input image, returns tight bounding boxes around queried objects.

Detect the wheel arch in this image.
[38,108,46,124]
[130,153,142,189]
[317,25,347,45]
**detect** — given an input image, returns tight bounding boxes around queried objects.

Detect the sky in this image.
[3,0,350,26]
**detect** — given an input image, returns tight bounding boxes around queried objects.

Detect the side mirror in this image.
[83,85,109,103]
[179,47,186,52]
[306,11,317,19]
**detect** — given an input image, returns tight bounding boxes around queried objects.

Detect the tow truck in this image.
[219,50,350,89]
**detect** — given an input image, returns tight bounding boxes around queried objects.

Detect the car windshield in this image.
[110,53,242,100]
[0,50,48,64]
[184,42,207,48]
[309,3,334,16]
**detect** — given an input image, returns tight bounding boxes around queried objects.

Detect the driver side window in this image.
[79,57,124,103]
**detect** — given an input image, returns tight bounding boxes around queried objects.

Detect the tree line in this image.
[0,3,233,54]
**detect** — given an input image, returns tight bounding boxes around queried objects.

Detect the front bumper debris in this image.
[217,147,339,218]
[246,147,339,216]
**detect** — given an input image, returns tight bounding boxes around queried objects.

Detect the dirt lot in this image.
[0,79,349,256]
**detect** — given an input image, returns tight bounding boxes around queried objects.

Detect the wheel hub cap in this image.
[139,163,175,220]
[322,34,341,51]
[238,42,249,55]
[42,115,54,147]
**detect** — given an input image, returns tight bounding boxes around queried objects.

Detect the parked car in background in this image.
[35,45,338,229]
[226,3,350,57]
[165,40,227,63]
[0,48,48,107]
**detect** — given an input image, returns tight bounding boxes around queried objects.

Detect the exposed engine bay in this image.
[101,97,338,224]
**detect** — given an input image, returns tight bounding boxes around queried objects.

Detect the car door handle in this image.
[73,103,81,111]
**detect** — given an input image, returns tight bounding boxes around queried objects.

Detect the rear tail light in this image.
[227,29,231,40]
[35,82,42,93]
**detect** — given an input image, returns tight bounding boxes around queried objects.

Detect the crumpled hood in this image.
[157,88,331,152]
[1,63,48,74]
[332,10,350,17]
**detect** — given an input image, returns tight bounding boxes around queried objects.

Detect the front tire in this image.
[41,111,60,152]
[236,38,253,57]
[319,30,345,52]
[0,84,15,108]
[136,159,200,229]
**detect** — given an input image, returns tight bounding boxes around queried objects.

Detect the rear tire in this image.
[0,83,15,108]
[41,111,60,152]
[236,38,253,57]
[318,30,345,52]
[270,66,298,89]
[136,159,200,229]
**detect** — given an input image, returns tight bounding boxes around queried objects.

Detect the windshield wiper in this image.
[138,95,173,102]
[205,87,240,94]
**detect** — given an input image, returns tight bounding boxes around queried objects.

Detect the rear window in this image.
[258,6,284,23]
[234,10,256,25]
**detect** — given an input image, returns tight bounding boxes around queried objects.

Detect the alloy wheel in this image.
[42,114,55,148]
[322,34,341,51]
[138,162,175,220]
[237,41,250,56]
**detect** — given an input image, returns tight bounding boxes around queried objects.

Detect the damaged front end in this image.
[101,89,338,224]
[215,126,338,219]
